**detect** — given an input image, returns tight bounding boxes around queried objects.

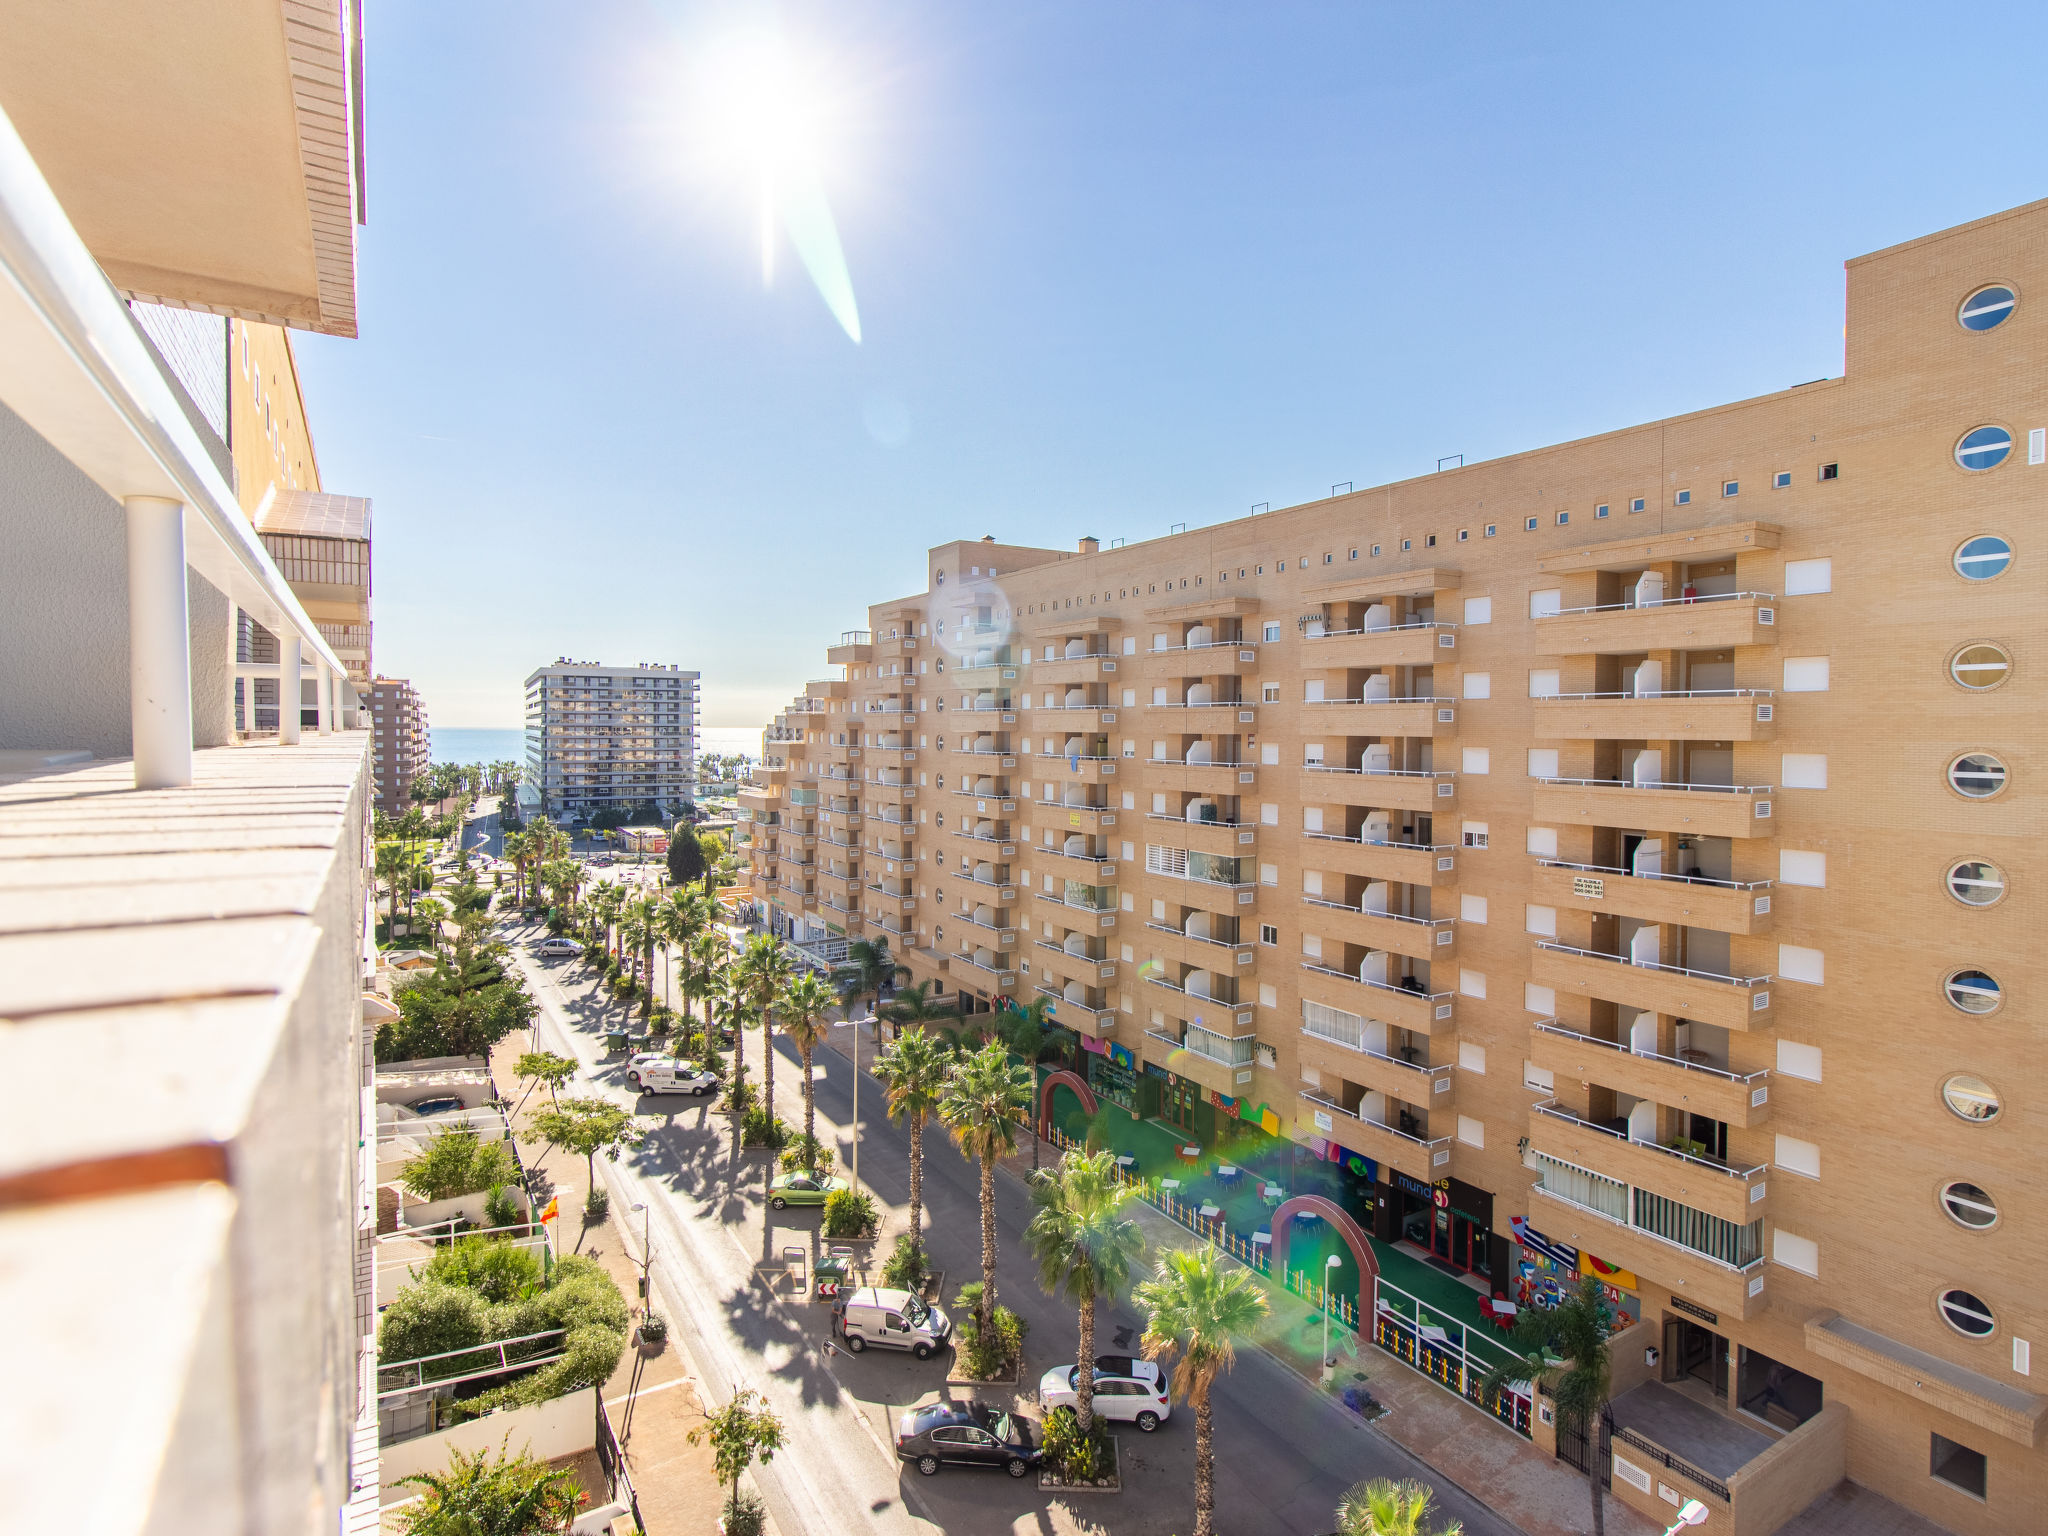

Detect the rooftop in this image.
[255,488,373,541]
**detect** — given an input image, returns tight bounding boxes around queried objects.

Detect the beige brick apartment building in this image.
[741,199,2046,1533]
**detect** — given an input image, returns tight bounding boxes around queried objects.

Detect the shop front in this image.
[1085,1040,1139,1114]
[1389,1174,1498,1283]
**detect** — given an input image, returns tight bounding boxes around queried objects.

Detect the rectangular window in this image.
[1460,894,1488,923]
[1931,1435,1987,1499]
[1463,596,1492,625]
[1461,821,1488,848]
[1526,825,1558,856]
[1818,462,1838,481]
[1259,924,1277,945]
[1463,672,1490,699]
[1524,904,1557,938]
[1458,968,1486,999]
[1261,683,1280,702]
[1302,999,1366,1050]
[1483,523,1497,537]
[1529,589,1562,618]
[1784,656,1830,692]
[1524,1061,1555,1092]
[1533,1153,1628,1221]
[1675,489,1692,505]
[1772,1228,1820,1276]
[1781,753,1827,789]
[1779,849,1826,887]
[1528,669,1560,699]
[1457,528,1469,542]
[1633,1189,1763,1266]
[1400,539,1411,552]
[1774,471,1792,489]
[1555,511,1569,525]
[1774,1135,1820,1179]
[1723,480,1739,498]
[1456,1115,1485,1148]
[1779,943,1825,985]
[1262,622,1281,642]
[1523,516,1538,531]
[1777,1039,1822,1081]
[1783,558,1832,595]
[1461,747,1490,775]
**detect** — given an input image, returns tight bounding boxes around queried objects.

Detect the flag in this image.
[539,1197,559,1224]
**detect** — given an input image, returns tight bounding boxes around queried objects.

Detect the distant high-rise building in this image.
[371,677,429,813]
[524,660,700,822]
[255,490,373,704]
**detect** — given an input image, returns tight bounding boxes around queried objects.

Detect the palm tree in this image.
[624,893,661,1017]
[1335,1478,1464,1536]
[778,971,837,1173]
[715,973,754,1169]
[661,887,717,1015]
[587,882,624,962]
[1023,1148,1143,1432]
[1136,1245,1271,1536]
[393,1440,581,1535]
[413,897,450,956]
[832,936,904,1035]
[938,1040,1034,1338]
[878,979,963,1041]
[1478,1274,1614,1536]
[375,841,409,938]
[874,1028,949,1261]
[734,933,795,1126]
[683,930,728,1038]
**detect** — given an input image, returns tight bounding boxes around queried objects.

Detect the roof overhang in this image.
[0,0,362,336]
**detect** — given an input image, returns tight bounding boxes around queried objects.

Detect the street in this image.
[501,918,1521,1536]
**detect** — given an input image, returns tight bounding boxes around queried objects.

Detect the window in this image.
[1524,1060,1555,1092]
[1524,905,1556,938]
[1779,850,1826,887]
[1528,669,1560,698]
[1459,969,1485,999]
[1262,622,1281,643]
[1774,471,1792,489]
[1462,672,1490,699]
[1457,528,1469,541]
[1525,982,1555,1014]
[1783,656,1830,692]
[1777,1040,1822,1081]
[1259,924,1277,946]
[1483,523,1497,537]
[1595,503,1609,519]
[1400,540,1411,552]
[1529,589,1562,618]
[1675,489,1692,505]
[1946,859,2005,907]
[1629,497,1645,513]
[1774,1135,1820,1178]
[1818,462,1838,480]
[1461,747,1490,775]
[1462,822,1488,848]
[1780,753,1827,789]
[1723,480,1739,498]
[1958,284,2016,332]
[1783,557,1832,595]
[1947,752,2007,798]
[1953,535,2013,581]
[1370,544,1380,557]
[1456,1115,1485,1148]
[1261,683,1280,702]
[1349,548,1358,560]
[1956,425,2013,471]
[1940,1180,1999,1231]
[1463,596,1492,625]
[1523,516,1538,531]
[1950,642,2011,691]
[1555,511,1569,525]
[1941,1072,2001,1121]
[1527,750,1560,782]
[1938,1289,1996,1339]
[1779,944,1825,984]
[1772,1228,1820,1276]
[1931,1434,1988,1499]
[1425,534,1437,548]
[1460,894,1488,923]
[1323,552,1333,564]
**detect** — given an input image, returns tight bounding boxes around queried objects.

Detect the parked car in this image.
[834,1286,952,1359]
[538,937,581,958]
[629,1059,720,1096]
[404,1094,466,1117]
[894,1398,1040,1477]
[1037,1355,1171,1431]
[768,1171,847,1210]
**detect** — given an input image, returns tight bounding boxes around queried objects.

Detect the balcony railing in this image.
[1533,1021,1771,1091]
[1299,1023,1450,1087]
[1306,829,1456,856]
[1306,694,1455,707]
[1535,775,1773,796]
[1531,1100,1769,1184]
[1544,688,1774,703]
[1554,591,1776,616]
[1148,811,1252,829]
[1303,895,1454,935]
[1535,940,1773,991]
[1145,1022,1255,1066]
[1306,620,1455,639]
[1299,1089,1451,1158]
[1147,638,1257,655]
[1036,939,1105,963]
[1538,858,1772,893]
[1300,962,1453,1009]
[1304,763,1456,781]
[1143,920,1245,953]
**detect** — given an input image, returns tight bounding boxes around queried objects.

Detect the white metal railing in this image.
[1532,1020,1770,1089]
[1304,763,1455,780]
[1299,1023,1448,1082]
[377,1328,567,1400]
[1300,962,1452,1006]
[1306,695,1455,707]
[1148,638,1257,654]
[1148,699,1254,709]
[1553,591,1776,616]
[1144,920,1245,951]
[1299,1089,1451,1156]
[1535,940,1772,989]
[1542,689,1775,701]
[1303,895,1453,932]
[1535,776,1772,796]
[1147,812,1251,828]
[1531,1100,1768,1183]
[1306,620,1455,638]
[1306,830,1456,854]
[1038,751,1114,761]
[1539,858,1772,892]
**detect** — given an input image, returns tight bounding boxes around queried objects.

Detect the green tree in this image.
[938,1041,1034,1338]
[1478,1274,1615,1536]
[1335,1478,1465,1536]
[873,1028,949,1266]
[667,821,709,887]
[688,1387,785,1533]
[378,950,537,1062]
[831,937,904,1036]
[523,1097,644,1202]
[1136,1245,1271,1536]
[513,1051,576,1111]
[394,1439,583,1535]
[1023,1149,1143,1432]
[776,971,837,1175]
[877,979,962,1042]
[734,933,795,1134]
[421,1234,544,1305]
[399,1129,521,1202]
[376,841,411,939]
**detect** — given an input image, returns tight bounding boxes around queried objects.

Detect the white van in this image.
[629,1059,720,1096]
[833,1287,952,1360]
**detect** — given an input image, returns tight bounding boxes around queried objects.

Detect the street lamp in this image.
[630,1200,652,1318]
[1322,1252,1343,1379]
[1661,1502,1709,1535]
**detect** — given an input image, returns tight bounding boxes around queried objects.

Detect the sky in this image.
[296,0,2048,728]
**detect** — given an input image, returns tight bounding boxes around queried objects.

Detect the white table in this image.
[1250,1230,1271,1247]
[1159,1178,1182,1193]
[1262,1183,1285,1201]
[1199,1203,1221,1220]
[1419,1325,1451,1347]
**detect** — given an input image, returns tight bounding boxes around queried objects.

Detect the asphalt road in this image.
[506,923,1519,1536]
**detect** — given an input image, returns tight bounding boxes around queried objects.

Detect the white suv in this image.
[1037,1356,1171,1431]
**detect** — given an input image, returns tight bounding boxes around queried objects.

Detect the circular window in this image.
[1944,968,2001,1014]
[1946,859,2006,907]
[1949,643,2011,691]
[1953,535,2013,581]
[1955,426,2014,471]
[1940,1181,1999,1231]
[1938,1289,1996,1338]
[1959,285,2016,332]
[1948,753,2008,798]
[1941,1073,2002,1122]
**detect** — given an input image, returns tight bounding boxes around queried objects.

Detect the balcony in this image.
[1535,593,1778,655]
[955,912,1019,950]
[1140,757,1256,795]
[1526,1183,1766,1321]
[1147,813,1255,857]
[965,874,1020,904]
[1142,920,1256,974]
[951,829,1018,858]
[1034,941,1118,988]
[826,631,874,665]
[1038,801,1116,832]
[1033,845,1117,882]
[1035,984,1119,1038]
[1302,621,1455,669]
[1035,751,1117,783]
[1028,651,1119,686]
[1140,639,1260,676]
[1141,698,1258,725]
[1303,830,1456,888]
[1529,1102,1768,1227]
[1300,763,1456,814]
[1144,1022,1258,1093]
[1298,963,1452,1034]
[949,952,1019,992]
[866,779,916,807]
[1531,1022,1771,1129]
[1030,699,1118,727]
[1533,860,1772,935]
[953,787,1018,815]
[1532,690,1776,743]
[1303,696,1458,739]
[1302,896,1455,961]
[1532,942,1772,1032]
[1531,778,1776,841]
[1297,1024,1453,1109]
[1297,1091,1453,1184]
[1030,888,1120,929]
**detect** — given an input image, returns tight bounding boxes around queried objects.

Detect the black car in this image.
[894,1400,1041,1478]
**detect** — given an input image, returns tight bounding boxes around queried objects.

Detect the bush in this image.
[739,1104,788,1148]
[399,1130,521,1202]
[880,1233,927,1291]
[638,1312,669,1344]
[446,1255,632,1417]
[719,1489,767,1536]
[822,1187,878,1239]
[1041,1405,1113,1482]
[778,1136,835,1174]
[952,1282,1028,1378]
[482,1184,522,1230]
[583,1186,610,1222]
[723,1080,758,1117]
[421,1235,542,1305]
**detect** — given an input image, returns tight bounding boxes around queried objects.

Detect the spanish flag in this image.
[539,1196,559,1224]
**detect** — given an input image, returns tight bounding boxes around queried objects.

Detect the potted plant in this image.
[637,1312,669,1351]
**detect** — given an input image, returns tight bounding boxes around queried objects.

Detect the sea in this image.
[430,725,763,767]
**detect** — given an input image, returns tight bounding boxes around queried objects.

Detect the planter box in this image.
[946,1347,1022,1388]
[1040,1435,1122,1495]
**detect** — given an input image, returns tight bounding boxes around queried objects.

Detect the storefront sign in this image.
[1508,1215,1578,1271]
[1393,1172,1435,1199]
[1107,1042,1134,1070]
[1573,875,1605,898]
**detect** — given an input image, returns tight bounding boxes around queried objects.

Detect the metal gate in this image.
[1553,1403,1613,1489]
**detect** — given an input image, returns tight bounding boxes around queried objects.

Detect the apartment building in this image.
[372,675,431,814]
[0,5,379,1533]
[742,199,2048,1535]
[524,659,701,822]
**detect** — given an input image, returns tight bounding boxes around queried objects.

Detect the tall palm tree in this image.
[1136,1245,1271,1536]
[778,971,837,1174]
[734,933,795,1126]
[938,1041,1034,1339]
[375,841,409,937]
[587,883,624,961]
[1335,1479,1464,1536]
[661,887,717,1015]
[501,829,530,907]
[684,930,728,1036]
[1478,1275,1614,1536]
[1023,1148,1143,1432]
[715,973,754,1169]
[624,893,662,1017]
[874,1028,949,1260]
[878,980,963,1041]
[832,937,904,1036]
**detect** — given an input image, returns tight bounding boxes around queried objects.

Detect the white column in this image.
[315,659,332,733]
[126,496,192,789]
[279,631,303,744]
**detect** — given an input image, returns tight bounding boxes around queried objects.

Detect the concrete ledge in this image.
[1805,1312,2045,1448]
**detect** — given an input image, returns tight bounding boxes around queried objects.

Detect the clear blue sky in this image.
[297,0,2048,727]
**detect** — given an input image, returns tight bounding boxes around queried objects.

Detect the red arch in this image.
[1269,1194,1380,1316]
[1037,1068,1098,1136]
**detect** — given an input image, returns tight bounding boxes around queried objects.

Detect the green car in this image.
[769,1171,848,1210]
